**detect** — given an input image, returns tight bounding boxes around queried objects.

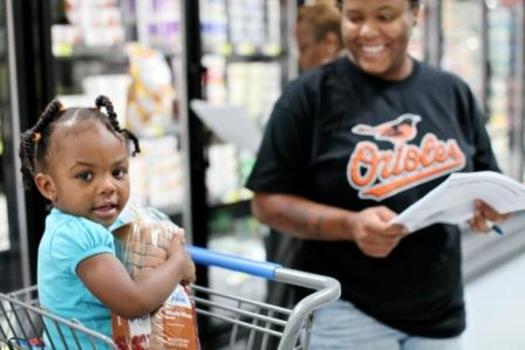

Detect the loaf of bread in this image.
[112,212,200,350]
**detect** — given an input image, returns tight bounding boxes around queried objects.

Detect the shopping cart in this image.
[0,246,341,350]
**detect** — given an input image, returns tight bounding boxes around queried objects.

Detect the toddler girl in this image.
[19,96,195,348]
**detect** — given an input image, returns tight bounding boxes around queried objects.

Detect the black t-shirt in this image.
[246,57,499,338]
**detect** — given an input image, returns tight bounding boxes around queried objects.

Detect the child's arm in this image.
[77,233,195,319]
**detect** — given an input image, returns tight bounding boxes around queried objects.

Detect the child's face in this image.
[36,119,130,227]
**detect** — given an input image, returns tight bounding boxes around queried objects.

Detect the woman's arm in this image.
[252,192,406,257]
[252,192,356,241]
[77,234,195,319]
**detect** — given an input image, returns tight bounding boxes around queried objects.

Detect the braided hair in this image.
[19,95,140,190]
[95,95,140,156]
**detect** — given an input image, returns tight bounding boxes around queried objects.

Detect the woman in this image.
[246,0,508,349]
[295,1,344,71]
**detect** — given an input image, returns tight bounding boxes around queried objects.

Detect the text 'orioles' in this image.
[347,133,466,200]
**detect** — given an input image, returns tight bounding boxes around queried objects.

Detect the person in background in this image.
[247,0,509,349]
[296,1,345,72]
[19,96,195,348]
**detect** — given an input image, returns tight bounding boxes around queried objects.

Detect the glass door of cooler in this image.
[485,0,525,179]
[441,0,524,179]
[49,0,187,225]
[441,0,485,105]
[0,0,30,292]
[196,0,295,324]
[199,0,288,205]
[442,0,525,280]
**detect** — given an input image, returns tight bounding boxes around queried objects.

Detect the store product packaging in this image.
[112,205,200,350]
[125,43,176,137]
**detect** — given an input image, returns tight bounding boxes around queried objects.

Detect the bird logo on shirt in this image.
[351,113,421,145]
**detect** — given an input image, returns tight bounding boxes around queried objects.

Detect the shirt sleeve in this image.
[246,95,314,195]
[49,219,115,276]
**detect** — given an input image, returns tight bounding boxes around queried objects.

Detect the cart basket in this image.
[0,245,341,350]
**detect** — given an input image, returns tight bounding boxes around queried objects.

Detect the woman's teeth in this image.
[362,45,385,54]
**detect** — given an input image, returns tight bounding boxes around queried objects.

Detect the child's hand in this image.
[179,252,196,285]
[167,232,196,285]
[166,228,186,256]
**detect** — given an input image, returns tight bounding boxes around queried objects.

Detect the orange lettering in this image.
[434,143,447,163]
[379,150,394,179]
[420,134,436,167]
[347,133,467,200]
[349,142,378,187]
[404,145,419,172]
[392,144,405,176]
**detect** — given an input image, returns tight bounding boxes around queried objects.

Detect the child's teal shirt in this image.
[37,208,124,347]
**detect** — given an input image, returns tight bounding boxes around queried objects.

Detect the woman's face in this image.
[341,0,418,80]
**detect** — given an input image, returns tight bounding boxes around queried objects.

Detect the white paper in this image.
[391,171,525,233]
[190,100,262,154]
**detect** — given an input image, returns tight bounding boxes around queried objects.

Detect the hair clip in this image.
[32,132,42,144]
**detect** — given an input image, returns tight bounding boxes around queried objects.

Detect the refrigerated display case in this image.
[50,0,188,225]
[199,0,290,202]
[196,0,299,305]
[440,0,525,180]
[438,0,525,281]
[0,0,24,292]
[442,0,485,104]
[485,0,525,180]
[198,0,294,200]
[0,0,54,292]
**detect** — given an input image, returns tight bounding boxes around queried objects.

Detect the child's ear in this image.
[34,173,56,202]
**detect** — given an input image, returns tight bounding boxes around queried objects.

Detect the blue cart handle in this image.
[187,245,281,280]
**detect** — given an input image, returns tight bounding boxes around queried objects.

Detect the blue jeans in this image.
[308,299,462,350]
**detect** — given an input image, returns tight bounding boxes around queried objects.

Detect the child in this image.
[19,96,196,348]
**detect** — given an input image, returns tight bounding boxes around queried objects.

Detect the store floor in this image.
[462,252,525,350]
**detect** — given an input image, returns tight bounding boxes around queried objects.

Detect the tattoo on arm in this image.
[312,211,325,239]
[269,205,325,239]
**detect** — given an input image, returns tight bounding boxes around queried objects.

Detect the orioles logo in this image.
[347,114,466,201]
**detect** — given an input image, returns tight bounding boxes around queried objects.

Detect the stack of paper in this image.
[391,171,525,233]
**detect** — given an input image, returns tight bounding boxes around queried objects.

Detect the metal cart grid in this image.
[0,246,341,350]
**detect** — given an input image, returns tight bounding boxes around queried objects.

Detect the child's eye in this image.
[112,167,128,179]
[76,172,93,181]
